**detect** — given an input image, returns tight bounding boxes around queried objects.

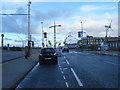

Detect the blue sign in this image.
[78,32,82,37]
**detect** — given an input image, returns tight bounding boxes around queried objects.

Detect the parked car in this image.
[39,48,58,64]
[62,47,69,52]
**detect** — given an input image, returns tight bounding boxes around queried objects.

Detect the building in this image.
[77,36,120,50]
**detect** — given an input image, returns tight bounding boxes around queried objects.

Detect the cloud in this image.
[1,2,118,47]
[32,8,73,21]
[4,37,12,40]
[80,4,117,13]
[2,3,73,34]
[1,0,119,2]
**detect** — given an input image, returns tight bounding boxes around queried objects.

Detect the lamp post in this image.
[49,22,61,49]
[28,0,31,57]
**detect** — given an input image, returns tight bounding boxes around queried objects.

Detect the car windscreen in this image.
[41,48,55,54]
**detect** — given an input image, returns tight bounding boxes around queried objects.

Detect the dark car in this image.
[62,47,69,52]
[39,48,58,64]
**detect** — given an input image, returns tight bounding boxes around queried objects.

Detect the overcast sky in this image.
[0,0,119,47]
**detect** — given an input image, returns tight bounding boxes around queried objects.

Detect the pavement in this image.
[2,52,39,89]
[1,49,119,89]
[1,49,40,63]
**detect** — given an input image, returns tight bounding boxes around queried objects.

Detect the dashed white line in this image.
[61,71,64,74]
[63,75,66,80]
[65,59,70,65]
[60,68,62,70]
[104,61,118,65]
[70,68,83,87]
[64,56,70,65]
[63,68,68,70]
[65,82,69,87]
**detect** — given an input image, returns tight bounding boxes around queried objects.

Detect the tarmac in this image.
[81,50,120,57]
[1,50,119,89]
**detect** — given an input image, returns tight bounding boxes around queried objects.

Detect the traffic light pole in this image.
[81,21,83,37]
[41,22,44,47]
[1,34,4,48]
[54,22,56,49]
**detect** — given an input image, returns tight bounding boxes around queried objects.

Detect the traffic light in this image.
[42,43,44,47]
[48,40,52,45]
[44,32,47,38]
[58,43,61,45]
[32,41,34,47]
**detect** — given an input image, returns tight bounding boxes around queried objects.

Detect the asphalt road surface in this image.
[16,49,119,88]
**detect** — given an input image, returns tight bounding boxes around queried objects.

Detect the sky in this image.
[0,0,119,47]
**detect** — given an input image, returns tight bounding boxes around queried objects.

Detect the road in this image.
[16,49,119,88]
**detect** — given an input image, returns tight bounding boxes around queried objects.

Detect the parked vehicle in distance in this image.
[39,48,58,64]
[62,47,69,52]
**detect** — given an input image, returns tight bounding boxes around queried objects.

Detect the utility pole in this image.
[54,22,56,49]
[28,0,31,57]
[49,22,61,49]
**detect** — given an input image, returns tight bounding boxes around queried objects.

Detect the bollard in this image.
[25,46,28,59]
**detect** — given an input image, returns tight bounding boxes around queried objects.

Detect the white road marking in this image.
[65,59,70,65]
[64,56,70,65]
[60,68,62,70]
[104,61,118,65]
[63,75,66,80]
[62,68,68,70]
[70,68,83,87]
[61,71,64,74]
[65,82,69,87]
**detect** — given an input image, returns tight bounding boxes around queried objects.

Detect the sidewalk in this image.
[2,52,39,89]
[1,49,40,63]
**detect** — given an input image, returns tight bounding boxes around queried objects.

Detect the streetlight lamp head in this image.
[49,26,54,28]
[58,25,61,27]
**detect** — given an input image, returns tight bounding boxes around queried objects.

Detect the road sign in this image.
[78,31,83,37]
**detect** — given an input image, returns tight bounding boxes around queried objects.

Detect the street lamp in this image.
[28,0,31,57]
[49,22,61,49]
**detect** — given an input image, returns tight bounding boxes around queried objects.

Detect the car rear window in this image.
[41,48,55,54]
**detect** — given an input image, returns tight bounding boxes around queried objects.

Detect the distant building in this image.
[77,36,120,50]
